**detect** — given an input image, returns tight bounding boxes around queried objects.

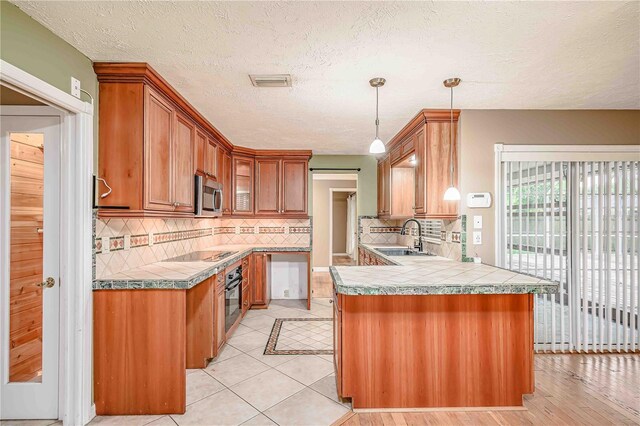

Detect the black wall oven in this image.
[225,264,242,331]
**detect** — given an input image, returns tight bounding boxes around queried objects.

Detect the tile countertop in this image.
[93,244,310,290]
[329,244,559,296]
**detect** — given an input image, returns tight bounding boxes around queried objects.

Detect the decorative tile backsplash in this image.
[94,216,311,279]
[359,215,466,262]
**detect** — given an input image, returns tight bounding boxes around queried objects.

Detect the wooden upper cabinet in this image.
[254,158,308,216]
[144,86,175,212]
[205,138,217,179]
[173,112,195,212]
[414,128,426,214]
[382,156,391,215]
[94,63,311,218]
[222,151,232,214]
[384,109,459,219]
[377,161,384,216]
[232,156,254,214]
[281,159,308,215]
[196,130,217,179]
[425,120,458,218]
[255,158,280,215]
[195,129,206,174]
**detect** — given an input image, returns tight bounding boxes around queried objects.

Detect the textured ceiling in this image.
[12,1,639,154]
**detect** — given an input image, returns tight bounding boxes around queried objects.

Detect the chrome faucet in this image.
[400,219,423,253]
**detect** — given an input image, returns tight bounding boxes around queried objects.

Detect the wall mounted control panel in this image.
[467,192,492,208]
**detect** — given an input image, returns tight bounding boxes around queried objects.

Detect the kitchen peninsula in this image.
[330,244,558,410]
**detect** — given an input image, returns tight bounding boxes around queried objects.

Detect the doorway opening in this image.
[330,190,357,266]
[1,60,94,425]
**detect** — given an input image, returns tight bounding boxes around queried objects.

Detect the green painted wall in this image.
[0,1,98,153]
[308,155,378,216]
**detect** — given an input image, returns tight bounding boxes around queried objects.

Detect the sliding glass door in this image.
[497,146,638,353]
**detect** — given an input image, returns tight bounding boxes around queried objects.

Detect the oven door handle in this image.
[226,278,241,291]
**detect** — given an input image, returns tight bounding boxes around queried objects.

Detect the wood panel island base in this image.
[334,293,534,410]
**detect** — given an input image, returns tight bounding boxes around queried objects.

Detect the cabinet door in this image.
[255,158,280,215]
[205,138,217,178]
[382,156,391,214]
[144,87,174,211]
[232,156,254,214]
[426,122,458,218]
[195,129,206,174]
[222,151,232,214]
[377,161,384,216]
[414,128,426,215]
[333,295,342,395]
[173,113,195,212]
[215,281,226,351]
[252,253,268,306]
[281,159,308,215]
[186,277,214,369]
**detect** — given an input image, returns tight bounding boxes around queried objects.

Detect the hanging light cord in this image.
[449,85,454,185]
[375,86,380,139]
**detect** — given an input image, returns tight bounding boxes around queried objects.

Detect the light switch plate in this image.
[474,215,483,229]
[71,77,81,98]
[101,236,110,253]
[473,231,482,245]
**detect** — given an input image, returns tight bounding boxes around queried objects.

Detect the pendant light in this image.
[369,78,386,154]
[443,77,461,201]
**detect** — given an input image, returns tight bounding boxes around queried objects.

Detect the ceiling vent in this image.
[249,74,292,87]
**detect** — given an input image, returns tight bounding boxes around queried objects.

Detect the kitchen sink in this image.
[375,248,434,256]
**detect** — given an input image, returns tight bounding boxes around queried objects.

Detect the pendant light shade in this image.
[369,78,386,154]
[369,138,385,154]
[443,185,461,201]
[443,77,461,201]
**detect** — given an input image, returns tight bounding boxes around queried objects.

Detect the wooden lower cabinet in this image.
[215,274,226,352]
[333,290,342,396]
[251,253,269,308]
[94,290,186,415]
[186,276,214,369]
[334,292,534,409]
[358,247,391,266]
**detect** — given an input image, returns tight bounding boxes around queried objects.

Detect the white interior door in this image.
[1,112,61,420]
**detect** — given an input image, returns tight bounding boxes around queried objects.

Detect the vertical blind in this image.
[502,160,639,353]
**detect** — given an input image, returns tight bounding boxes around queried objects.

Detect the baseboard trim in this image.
[352,406,527,413]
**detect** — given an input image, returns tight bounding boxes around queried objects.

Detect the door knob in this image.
[37,277,55,288]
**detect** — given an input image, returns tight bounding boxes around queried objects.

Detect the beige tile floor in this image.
[83,298,349,426]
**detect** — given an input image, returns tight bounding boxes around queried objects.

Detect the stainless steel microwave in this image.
[195,175,223,217]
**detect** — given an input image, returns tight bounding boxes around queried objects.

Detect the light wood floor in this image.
[333,255,357,266]
[336,353,640,426]
[312,271,334,298]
